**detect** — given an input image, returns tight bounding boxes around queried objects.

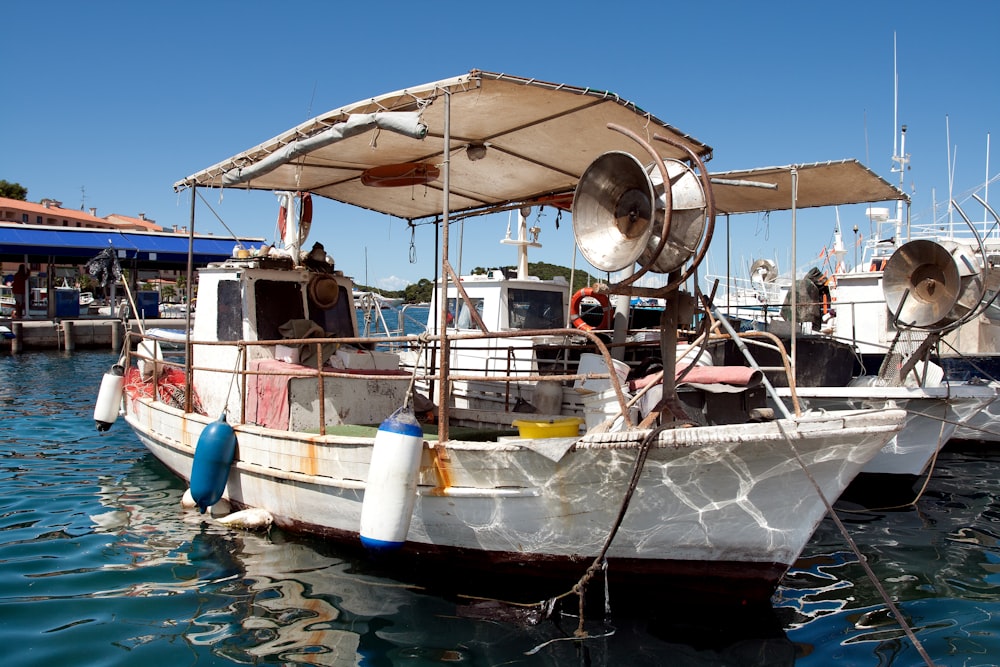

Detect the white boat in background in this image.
[352,290,403,310]
[0,285,13,317]
[101,71,907,609]
[158,302,190,318]
[706,212,999,481]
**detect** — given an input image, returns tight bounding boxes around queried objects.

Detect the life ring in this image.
[570,287,612,331]
[361,162,440,188]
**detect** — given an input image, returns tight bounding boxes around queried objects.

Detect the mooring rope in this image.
[532,422,667,644]
[774,421,937,666]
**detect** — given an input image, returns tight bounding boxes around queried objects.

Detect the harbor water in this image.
[2,350,999,666]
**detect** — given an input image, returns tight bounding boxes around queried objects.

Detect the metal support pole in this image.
[436,90,452,442]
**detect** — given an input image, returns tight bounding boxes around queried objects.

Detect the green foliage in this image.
[0,180,28,200]
[403,278,434,304]
[355,283,411,302]
[520,262,599,293]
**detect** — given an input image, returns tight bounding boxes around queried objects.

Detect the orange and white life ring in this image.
[569,287,612,331]
[361,163,440,188]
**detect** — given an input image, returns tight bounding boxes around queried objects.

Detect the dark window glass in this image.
[217,280,243,341]
[254,280,305,341]
[508,289,563,329]
[311,286,355,337]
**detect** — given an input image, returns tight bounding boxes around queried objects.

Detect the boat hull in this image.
[778,384,997,476]
[124,394,903,604]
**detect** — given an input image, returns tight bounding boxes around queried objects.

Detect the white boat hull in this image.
[778,384,997,476]
[124,391,903,601]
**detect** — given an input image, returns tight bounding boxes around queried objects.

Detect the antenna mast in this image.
[890,33,909,247]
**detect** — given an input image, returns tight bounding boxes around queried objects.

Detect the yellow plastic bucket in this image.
[511,417,583,439]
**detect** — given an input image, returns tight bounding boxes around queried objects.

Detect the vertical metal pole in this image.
[436,90,452,442]
[790,168,798,378]
[726,214,731,313]
[184,186,196,413]
[611,265,632,361]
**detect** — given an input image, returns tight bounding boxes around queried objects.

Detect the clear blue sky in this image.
[6,1,998,291]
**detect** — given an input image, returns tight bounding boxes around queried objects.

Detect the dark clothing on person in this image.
[11,265,28,318]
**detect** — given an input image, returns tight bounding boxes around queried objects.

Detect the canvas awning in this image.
[175,70,713,221]
[0,224,257,265]
[709,160,908,215]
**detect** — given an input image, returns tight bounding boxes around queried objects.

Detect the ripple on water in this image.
[3,352,1000,665]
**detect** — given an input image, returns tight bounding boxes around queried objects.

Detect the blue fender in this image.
[190,413,237,513]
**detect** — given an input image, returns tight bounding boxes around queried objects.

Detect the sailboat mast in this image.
[890,33,908,247]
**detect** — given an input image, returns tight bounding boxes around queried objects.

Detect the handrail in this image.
[124,326,633,435]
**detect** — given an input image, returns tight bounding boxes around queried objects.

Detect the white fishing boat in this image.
[704,130,1000,473]
[97,71,907,608]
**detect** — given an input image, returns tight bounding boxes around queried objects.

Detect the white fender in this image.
[359,406,425,550]
[217,508,273,531]
[94,364,125,431]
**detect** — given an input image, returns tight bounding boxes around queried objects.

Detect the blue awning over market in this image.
[0,224,261,265]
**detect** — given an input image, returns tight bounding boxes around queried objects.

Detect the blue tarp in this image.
[0,226,259,265]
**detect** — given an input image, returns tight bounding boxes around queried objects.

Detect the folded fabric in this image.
[677,364,763,393]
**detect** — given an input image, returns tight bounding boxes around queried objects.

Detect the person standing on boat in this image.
[11,264,29,319]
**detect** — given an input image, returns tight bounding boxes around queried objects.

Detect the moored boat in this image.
[103,71,906,608]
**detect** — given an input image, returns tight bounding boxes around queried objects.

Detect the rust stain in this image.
[427,442,452,495]
[301,436,320,477]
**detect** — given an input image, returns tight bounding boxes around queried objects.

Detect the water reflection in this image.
[8,353,1000,665]
[88,456,798,666]
[775,447,1000,664]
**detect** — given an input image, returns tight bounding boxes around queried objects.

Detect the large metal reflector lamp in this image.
[883,239,984,328]
[572,151,655,272]
[638,159,707,274]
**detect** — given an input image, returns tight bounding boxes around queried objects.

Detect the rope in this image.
[223,345,244,418]
[774,421,937,666]
[534,423,666,640]
[402,336,432,409]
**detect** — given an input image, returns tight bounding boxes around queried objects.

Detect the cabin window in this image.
[254,280,305,341]
[448,297,484,329]
[217,280,243,341]
[507,289,563,329]
[311,286,355,338]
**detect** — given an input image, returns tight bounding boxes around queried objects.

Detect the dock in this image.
[1,318,186,353]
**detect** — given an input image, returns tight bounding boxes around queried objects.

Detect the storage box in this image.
[335,348,400,370]
[274,344,300,364]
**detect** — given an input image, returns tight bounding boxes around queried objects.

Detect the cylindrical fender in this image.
[189,414,237,514]
[94,364,125,431]
[359,405,425,551]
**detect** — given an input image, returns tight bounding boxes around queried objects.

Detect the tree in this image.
[0,180,28,200]
[404,278,434,304]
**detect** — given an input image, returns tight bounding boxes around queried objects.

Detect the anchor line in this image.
[774,421,937,667]
[534,422,666,642]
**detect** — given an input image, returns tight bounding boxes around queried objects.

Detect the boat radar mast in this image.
[500,206,542,279]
